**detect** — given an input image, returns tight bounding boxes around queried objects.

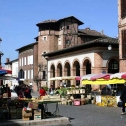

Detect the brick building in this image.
[118,0,126,72]
[16,16,119,90]
[16,42,38,91]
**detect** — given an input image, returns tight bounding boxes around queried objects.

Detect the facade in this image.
[118,0,126,72]
[4,58,18,86]
[37,16,119,88]
[16,42,38,91]
[16,16,119,90]
[43,37,119,88]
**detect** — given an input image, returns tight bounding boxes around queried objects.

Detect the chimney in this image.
[6,58,10,63]
[86,27,90,30]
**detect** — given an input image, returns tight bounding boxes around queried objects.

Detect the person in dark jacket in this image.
[120,84,126,115]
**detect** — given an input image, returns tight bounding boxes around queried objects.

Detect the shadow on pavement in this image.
[68,117,75,121]
[0,119,22,126]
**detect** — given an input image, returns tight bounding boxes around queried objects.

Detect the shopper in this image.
[39,87,47,96]
[24,86,32,99]
[5,84,11,97]
[120,83,126,115]
[49,85,54,95]
[17,87,24,98]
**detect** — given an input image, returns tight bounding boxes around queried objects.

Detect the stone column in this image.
[71,68,76,86]
[55,70,58,88]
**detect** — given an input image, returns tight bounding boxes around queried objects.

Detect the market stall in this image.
[81,73,126,107]
[0,95,61,120]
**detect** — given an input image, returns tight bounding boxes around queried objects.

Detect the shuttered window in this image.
[121,0,126,19]
[122,30,126,58]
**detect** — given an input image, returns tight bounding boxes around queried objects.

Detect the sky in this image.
[0,0,118,66]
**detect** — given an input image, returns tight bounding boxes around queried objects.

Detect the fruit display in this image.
[97,95,117,107]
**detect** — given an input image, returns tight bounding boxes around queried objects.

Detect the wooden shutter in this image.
[122,30,126,58]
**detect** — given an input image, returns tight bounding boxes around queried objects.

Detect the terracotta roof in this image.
[57,16,84,25]
[94,37,118,43]
[39,20,57,24]
[79,28,107,37]
[43,37,118,57]
[36,16,84,26]
[15,42,38,51]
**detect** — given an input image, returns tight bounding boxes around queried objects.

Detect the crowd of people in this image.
[0,84,33,99]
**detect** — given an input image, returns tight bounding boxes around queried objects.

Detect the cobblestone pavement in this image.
[47,103,126,126]
[31,92,126,126]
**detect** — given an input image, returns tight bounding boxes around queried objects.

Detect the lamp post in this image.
[0,38,3,67]
[108,45,112,50]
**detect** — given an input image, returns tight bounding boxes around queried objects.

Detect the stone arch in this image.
[106,56,119,73]
[64,61,71,87]
[64,61,71,76]
[18,68,24,79]
[72,59,80,76]
[82,57,92,74]
[50,63,56,88]
[50,63,55,78]
[57,62,63,77]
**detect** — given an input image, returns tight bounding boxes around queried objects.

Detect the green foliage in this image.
[43,86,48,91]
[56,87,67,97]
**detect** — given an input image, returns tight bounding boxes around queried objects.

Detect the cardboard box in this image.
[28,102,38,109]
[34,110,41,120]
[22,110,32,117]
[22,117,29,121]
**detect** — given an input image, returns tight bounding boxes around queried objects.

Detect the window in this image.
[24,70,26,79]
[66,40,71,45]
[44,37,46,41]
[58,37,61,45]
[30,55,33,64]
[67,26,69,29]
[43,71,46,79]
[31,69,33,79]
[24,57,26,65]
[22,57,23,66]
[122,30,126,58]
[121,0,126,19]
[20,58,21,66]
[28,70,30,79]
[42,36,47,41]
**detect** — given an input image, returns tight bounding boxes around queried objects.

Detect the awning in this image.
[49,76,76,81]
[0,69,7,75]
[81,73,126,85]
[90,73,112,81]
[0,76,17,80]
[82,78,126,85]
[0,68,12,74]
[49,77,62,81]
[75,76,82,81]
[81,74,98,80]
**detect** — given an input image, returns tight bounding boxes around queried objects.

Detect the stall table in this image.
[38,100,61,118]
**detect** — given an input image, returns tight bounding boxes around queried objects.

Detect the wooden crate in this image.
[22,117,29,121]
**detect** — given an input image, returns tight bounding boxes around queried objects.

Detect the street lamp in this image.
[108,45,112,50]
